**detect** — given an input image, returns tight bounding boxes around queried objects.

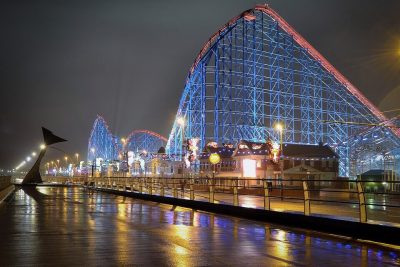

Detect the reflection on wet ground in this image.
[0,186,399,266]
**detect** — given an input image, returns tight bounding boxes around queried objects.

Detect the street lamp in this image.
[64,156,68,172]
[274,123,284,153]
[177,117,185,175]
[40,144,46,150]
[91,148,96,177]
[32,152,37,156]
[274,122,284,200]
[177,117,185,154]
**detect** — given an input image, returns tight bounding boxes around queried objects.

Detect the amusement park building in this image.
[199,141,339,187]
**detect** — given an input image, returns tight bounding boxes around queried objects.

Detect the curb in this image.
[0,185,15,204]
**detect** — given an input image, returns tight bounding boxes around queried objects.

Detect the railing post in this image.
[160,178,165,197]
[173,179,178,198]
[233,178,239,206]
[209,178,214,203]
[149,177,153,195]
[263,179,270,210]
[356,181,367,223]
[190,178,194,200]
[303,180,311,216]
[139,178,143,194]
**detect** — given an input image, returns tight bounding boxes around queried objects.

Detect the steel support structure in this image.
[125,130,167,154]
[166,5,400,177]
[88,117,167,162]
[87,115,120,163]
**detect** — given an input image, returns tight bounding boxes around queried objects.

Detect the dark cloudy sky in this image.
[1,0,400,169]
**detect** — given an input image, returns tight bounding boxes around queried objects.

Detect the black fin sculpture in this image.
[21,127,67,184]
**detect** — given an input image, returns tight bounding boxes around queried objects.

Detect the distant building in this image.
[198,141,339,187]
[358,169,399,192]
[278,143,339,188]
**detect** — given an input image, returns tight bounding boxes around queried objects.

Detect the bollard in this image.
[233,178,239,206]
[190,178,194,200]
[263,180,270,210]
[356,181,367,223]
[302,180,311,216]
[209,179,214,203]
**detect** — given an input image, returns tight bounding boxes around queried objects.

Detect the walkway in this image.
[0,186,399,266]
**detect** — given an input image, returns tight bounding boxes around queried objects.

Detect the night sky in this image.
[1,0,400,169]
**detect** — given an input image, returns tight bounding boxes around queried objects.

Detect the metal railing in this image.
[41,176,400,225]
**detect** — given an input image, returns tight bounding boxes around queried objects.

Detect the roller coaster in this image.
[165,4,400,177]
[88,5,399,178]
[87,115,167,163]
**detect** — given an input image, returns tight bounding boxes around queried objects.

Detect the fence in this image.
[42,176,400,225]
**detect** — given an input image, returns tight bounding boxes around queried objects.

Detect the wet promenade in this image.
[0,187,399,266]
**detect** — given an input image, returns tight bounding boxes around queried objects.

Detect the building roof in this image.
[282,143,338,159]
[233,140,271,157]
[360,169,393,176]
[200,147,235,159]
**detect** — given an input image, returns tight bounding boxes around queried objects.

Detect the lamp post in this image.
[121,138,128,176]
[177,117,185,177]
[91,148,96,177]
[275,123,284,200]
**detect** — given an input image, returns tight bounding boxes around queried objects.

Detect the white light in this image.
[40,144,46,150]
[177,117,185,126]
[243,159,256,178]
[275,123,284,132]
[26,156,31,162]
[32,152,37,156]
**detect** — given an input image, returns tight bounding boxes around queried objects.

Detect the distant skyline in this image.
[1,0,400,169]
